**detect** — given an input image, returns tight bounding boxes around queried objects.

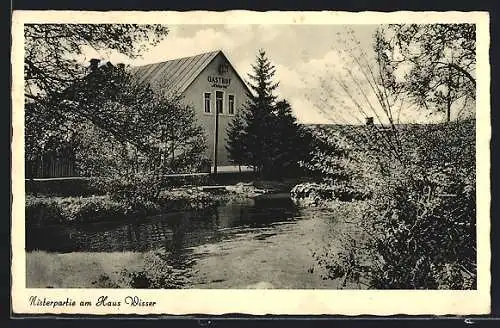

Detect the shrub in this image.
[25,196,64,225]
[118,250,191,288]
[308,120,476,289]
[25,188,218,226]
[91,274,121,288]
[157,189,218,211]
[291,182,369,206]
[58,196,133,223]
[317,162,476,289]
[26,195,147,225]
[91,174,168,209]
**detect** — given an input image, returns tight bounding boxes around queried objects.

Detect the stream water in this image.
[26,195,345,288]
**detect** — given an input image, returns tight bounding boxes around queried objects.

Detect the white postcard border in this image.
[11,10,491,315]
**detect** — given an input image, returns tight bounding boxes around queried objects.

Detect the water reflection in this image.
[26,196,299,254]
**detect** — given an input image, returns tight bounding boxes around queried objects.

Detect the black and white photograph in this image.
[11,10,490,315]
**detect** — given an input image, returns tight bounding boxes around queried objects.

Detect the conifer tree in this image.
[227,49,310,178]
[244,49,280,173]
[268,99,309,175]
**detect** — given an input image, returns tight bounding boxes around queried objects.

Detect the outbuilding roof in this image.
[130,50,250,96]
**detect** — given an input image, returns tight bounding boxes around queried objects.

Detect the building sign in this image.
[207,62,231,88]
[208,76,231,89]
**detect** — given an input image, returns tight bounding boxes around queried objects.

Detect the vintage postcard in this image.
[11,10,490,315]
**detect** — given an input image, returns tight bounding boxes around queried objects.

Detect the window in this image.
[204,92,211,113]
[216,91,223,114]
[228,95,235,115]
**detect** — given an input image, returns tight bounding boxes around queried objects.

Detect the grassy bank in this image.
[27,249,192,288]
[26,188,219,226]
[25,179,304,227]
[27,250,144,288]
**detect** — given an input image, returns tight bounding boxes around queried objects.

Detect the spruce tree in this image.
[269,100,303,173]
[226,49,309,178]
[244,49,279,173]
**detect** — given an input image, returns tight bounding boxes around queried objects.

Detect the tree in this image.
[374,24,476,121]
[24,24,169,176]
[301,27,476,288]
[24,24,169,100]
[267,100,311,176]
[65,63,206,202]
[243,49,279,174]
[226,49,308,178]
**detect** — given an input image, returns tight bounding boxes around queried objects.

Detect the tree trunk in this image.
[446,93,451,123]
[446,64,452,123]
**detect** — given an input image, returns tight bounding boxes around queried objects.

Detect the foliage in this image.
[226,49,310,178]
[298,125,378,202]
[301,26,476,289]
[157,189,218,211]
[374,24,476,121]
[24,24,168,99]
[266,100,313,177]
[118,250,192,288]
[90,250,192,289]
[291,182,367,206]
[24,24,169,165]
[28,61,207,202]
[25,187,219,226]
[308,120,476,289]
[26,195,133,225]
[25,196,64,225]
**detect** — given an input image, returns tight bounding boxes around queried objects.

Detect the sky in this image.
[81,24,464,124]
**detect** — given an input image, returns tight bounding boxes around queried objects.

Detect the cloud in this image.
[288,97,330,124]
[132,27,235,65]
[78,24,440,124]
[274,63,304,90]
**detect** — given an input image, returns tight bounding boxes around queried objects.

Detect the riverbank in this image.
[26,179,302,227]
[25,189,217,226]
[27,250,144,288]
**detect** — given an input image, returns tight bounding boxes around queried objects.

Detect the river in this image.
[26,194,347,289]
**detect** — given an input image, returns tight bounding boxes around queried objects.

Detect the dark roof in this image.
[129,50,220,95]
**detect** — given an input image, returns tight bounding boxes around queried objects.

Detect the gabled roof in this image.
[130,50,253,97]
[130,50,219,95]
[130,50,252,96]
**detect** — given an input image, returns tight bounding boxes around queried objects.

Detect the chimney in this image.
[365,117,374,126]
[89,58,100,72]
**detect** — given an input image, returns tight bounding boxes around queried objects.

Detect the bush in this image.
[58,196,133,223]
[89,173,211,209]
[26,195,150,225]
[157,189,218,211]
[25,188,218,226]
[118,250,191,288]
[25,196,64,225]
[91,174,167,209]
[308,120,476,289]
[291,182,369,206]
[317,163,476,289]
